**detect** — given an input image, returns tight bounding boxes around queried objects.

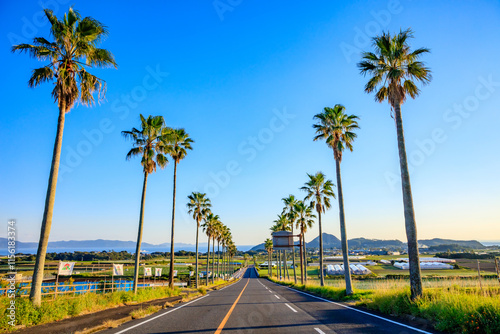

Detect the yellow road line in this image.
[214,278,250,334]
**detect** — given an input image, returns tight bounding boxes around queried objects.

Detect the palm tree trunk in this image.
[291,224,297,284]
[206,236,210,285]
[168,161,177,288]
[195,222,199,288]
[30,102,66,306]
[335,158,353,294]
[299,234,304,284]
[394,102,422,299]
[303,233,307,283]
[217,241,220,279]
[211,236,215,283]
[318,210,324,286]
[133,172,148,294]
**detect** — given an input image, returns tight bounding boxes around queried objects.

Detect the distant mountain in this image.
[248,233,486,251]
[250,243,265,251]
[0,238,254,253]
[418,238,485,249]
[348,238,404,249]
[306,233,341,248]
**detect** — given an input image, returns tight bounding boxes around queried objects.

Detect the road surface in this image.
[101,267,435,334]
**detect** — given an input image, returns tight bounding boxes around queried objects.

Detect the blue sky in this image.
[1,0,499,247]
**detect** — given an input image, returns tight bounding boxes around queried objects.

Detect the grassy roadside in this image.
[263,273,500,333]
[0,287,180,332]
[0,277,237,332]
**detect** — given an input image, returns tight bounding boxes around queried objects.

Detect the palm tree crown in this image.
[163,128,194,163]
[122,115,168,174]
[12,7,117,110]
[313,105,359,162]
[301,172,335,214]
[294,201,315,234]
[187,192,211,227]
[271,213,291,232]
[357,28,431,110]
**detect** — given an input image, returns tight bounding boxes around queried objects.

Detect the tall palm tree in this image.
[187,192,211,288]
[123,115,168,293]
[220,226,231,279]
[301,172,335,287]
[12,8,117,306]
[162,128,193,288]
[202,212,218,285]
[282,195,298,283]
[264,238,273,276]
[211,220,222,283]
[313,104,359,294]
[217,224,229,279]
[294,200,315,284]
[358,29,431,299]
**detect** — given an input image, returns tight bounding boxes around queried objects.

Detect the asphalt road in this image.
[101,267,436,334]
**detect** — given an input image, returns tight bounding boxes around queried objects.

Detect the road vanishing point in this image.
[102,266,436,334]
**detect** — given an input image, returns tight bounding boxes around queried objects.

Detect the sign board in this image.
[199,273,204,278]
[190,271,194,277]
[272,231,293,250]
[155,268,162,277]
[173,270,178,277]
[144,267,152,276]
[58,262,75,276]
[113,264,124,276]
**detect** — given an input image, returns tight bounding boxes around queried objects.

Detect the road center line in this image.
[114,294,210,334]
[274,294,280,299]
[314,328,326,334]
[284,303,297,313]
[214,278,250,334]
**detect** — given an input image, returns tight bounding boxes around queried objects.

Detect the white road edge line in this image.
[314,328,326,334]
[114,294,210,334]
[278,284,432,334]
[284,303,298,313]
[274,294,280,299]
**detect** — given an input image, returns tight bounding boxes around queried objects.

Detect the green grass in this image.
[0,286,180,332]
[266,275,500,333]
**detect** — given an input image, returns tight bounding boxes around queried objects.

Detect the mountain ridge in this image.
[249,233,486,251]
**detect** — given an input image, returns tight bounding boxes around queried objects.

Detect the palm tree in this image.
[202,212,218,285]
[12,8,117,306]
[220,227,231,279]
[187,192,211,288]
[162,128,193,288]
[282,195,298,283]
[358,28,431,299]
[301,172,335,287]
[264,238,273,276]
[294,200,315,284]
[211,220,222,283]
[122,115,168,293]
[313,104,359,294]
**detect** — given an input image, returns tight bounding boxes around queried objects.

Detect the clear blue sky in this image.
[1,0,499,247]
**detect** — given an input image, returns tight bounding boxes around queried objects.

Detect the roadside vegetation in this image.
[262,271,500,333]
[0,287,180,332]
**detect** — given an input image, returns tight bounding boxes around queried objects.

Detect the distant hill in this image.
[418,238,485,249]
[0,238,254,253]
[249,233,485,251]
[250,243,265,251]
[348,238,404,249]
[306,233,341,248]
